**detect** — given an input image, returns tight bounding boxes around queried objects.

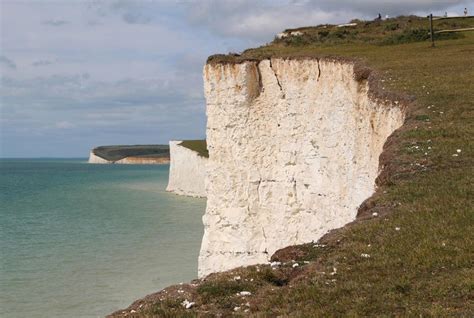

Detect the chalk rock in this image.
[166,141,207,198]
[199,58,405,277]
[88,151,110,164]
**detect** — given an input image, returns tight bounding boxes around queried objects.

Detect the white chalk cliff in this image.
[166,141,207,198]
[88,151,111,164]
[198,58,405,277]
[88,151,169,164]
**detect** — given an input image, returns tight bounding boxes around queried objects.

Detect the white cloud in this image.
[32,60,55,67]
[55,121,75,129]
[42,19,69,26]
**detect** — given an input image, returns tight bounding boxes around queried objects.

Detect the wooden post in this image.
[429,14,435,47]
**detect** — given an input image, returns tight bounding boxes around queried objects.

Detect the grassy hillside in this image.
[110,16,473,317]
[179,140,208,158]
[92,145,169,162]
[275,15,467,46]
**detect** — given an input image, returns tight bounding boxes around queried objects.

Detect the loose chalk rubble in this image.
[181,300,195,309]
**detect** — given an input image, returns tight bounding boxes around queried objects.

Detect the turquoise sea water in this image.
[0,159,206,318]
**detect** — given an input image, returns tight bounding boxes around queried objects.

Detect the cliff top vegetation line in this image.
[179,140,209,158]
[207,16,472,64]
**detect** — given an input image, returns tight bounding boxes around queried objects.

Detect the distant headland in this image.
[88,145,170,164]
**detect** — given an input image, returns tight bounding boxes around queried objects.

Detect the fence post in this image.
[429,14,435,47]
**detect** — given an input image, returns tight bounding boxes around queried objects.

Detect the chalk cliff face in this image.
[88,151,170,164]
[115,157,170,164]
[166,141,207,198]
[88,151,111,164]
[199,58,405,277]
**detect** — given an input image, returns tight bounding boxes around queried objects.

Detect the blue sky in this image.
[1,0,471,157]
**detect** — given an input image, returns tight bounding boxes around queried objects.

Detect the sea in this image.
[0,159,206,318]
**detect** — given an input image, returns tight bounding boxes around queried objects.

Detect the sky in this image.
[1,0,472,157]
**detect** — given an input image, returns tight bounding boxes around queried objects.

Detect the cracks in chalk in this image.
[244,103,251,126]
[269,59,285,98]
[244,61,262,126]
[262,227,269,255]
[256,179,262,204]
[316,58,321,81]
[293,179,298,204]
[255,61,263,95]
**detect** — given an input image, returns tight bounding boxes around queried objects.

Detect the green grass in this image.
[179,140,208,158]
[92,145,169,161]
[109,16,473,317]
[273,16,467,47]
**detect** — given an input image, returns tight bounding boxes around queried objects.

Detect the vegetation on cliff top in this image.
[179,140,208,158]
[110,16,473,317]
[207,16,471,64]
[92,145,169,161]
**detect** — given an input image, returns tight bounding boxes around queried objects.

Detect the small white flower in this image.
[234,306,241,311]
[233,276,241,281]
[372,212,378,217]
[361,253,371,258]
[395,227,401,231]
[239,291,251,296]
[292,263,299,268]
[457,149,461,153]
[452,154,459,157]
